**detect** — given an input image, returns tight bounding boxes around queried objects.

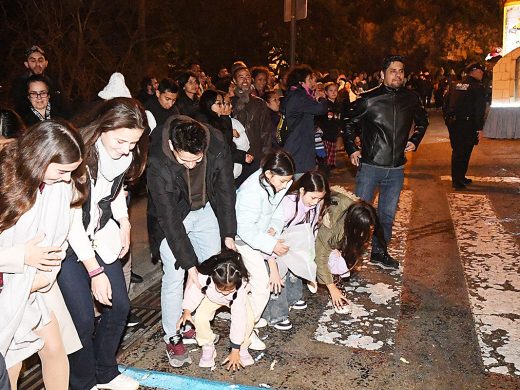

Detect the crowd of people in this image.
[1,43,494,390]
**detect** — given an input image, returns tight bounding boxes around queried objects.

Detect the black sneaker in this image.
[130,272,144,283]
[273,319,293,330]
[452,181,467,189]
[127,312,140,327]
[370,252,399,269]
[463,177,473,185]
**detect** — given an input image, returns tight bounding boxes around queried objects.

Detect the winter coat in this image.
[235,169,291,255]
[146,115,236,270]
[281,85,328,173]
[343,84,428,168]
[315,190,357,285]
[231,94,272,162]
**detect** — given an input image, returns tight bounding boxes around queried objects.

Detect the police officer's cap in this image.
[465,63,485,73]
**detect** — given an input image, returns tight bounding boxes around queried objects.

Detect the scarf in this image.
[30,102,51,121]
[95,138,133,182]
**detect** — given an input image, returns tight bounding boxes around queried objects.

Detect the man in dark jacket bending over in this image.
[343,55,429,269]
[147,115,237,367]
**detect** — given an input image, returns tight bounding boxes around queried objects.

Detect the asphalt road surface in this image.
[19,111,520,390]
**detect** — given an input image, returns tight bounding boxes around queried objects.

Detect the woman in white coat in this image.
[58,98,148,390]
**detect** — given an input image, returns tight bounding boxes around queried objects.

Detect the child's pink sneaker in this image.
[199,343,216,368]
[239,348,254,366]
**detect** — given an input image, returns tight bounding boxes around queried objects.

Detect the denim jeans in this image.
[355,163,404,254]
[159,205,221,343]
[57,250,130,389]
[0,353,9,390]
[263,271,302,324]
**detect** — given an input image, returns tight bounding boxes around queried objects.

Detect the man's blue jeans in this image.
[159,205,221,343]
[355,163,404,255]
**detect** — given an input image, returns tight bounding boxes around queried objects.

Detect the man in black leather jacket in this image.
[343,55,428,269]
[443,63,486,189]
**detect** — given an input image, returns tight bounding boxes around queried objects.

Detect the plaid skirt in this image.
[322,140,337,166]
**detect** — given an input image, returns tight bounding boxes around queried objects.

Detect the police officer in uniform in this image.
[443,63,486,189]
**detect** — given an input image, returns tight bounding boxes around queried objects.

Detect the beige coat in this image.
[0,182,81,368]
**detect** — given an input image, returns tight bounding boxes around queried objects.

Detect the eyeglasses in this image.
[213,101,224,106]
[28,91,49,99]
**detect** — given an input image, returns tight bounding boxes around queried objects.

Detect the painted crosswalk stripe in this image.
[448,193,520,376]
[440,175,520,184]
[119,366,263,389]
[314,190,413,351]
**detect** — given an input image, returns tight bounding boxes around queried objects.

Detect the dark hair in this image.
[176,71,199,89]
[197,250,250,305]
[199,89,229,131]
[140,76,155,89]
[251,66,269,80]
[168,116,207,154]
[263,90,279,103]
[286,170,331,231]
[0,119,87,232]
[26,74,51,93]
[157,78,179,94]
[286,64,314,89]
[382,55,405,72]
[259,150,295,198]
[0,109,26,138]
[214,76,233,93]
[80,97,148,185]
[339,200,384,270]
[199,90,220,118]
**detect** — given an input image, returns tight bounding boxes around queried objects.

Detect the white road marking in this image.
[441,176,520,184]
[314,190,413,351]
[448,193,520,376]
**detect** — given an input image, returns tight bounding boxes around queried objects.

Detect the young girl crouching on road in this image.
[235,150,295,350]
[315,189,384,313]
[178,250,254,371]
[263,170,330,330]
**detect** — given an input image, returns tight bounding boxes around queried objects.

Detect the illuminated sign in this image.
[503,1,520,55]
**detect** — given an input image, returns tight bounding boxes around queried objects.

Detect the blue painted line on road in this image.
[119,365,266,389]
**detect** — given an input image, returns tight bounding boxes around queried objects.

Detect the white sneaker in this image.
[249,330,266,351]
[307,281,318,294]
[97,374,139,390]
[90,387,99,390]
[254,318,268,329]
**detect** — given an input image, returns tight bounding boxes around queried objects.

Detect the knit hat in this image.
[98,72,132,100]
